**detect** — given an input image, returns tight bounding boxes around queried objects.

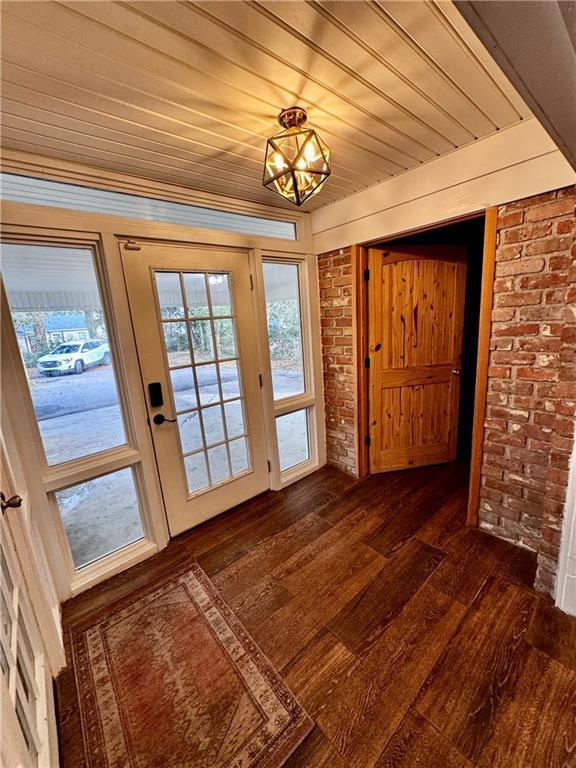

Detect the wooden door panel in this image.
[380,382,451,451]
[369,246,467,473]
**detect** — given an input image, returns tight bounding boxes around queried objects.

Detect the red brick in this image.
[497,210,524,228]
[524,235,572,256]
[495,244,523,262]
[495,291,541,307]
[556,219,574,235]
[525,198,574,221]
[517,367,559,382]
[506,191,557,211]
[493,277,514,293]
[487,366,511,379]
[491,351,535,366]
[494,322,539,337]
[501,221,550,244]
[549,254,573,271]
[491,308,516,322]
[496,258,545,277]
[519,273,567,290]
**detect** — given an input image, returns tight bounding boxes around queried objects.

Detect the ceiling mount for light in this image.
[263,107,331,207]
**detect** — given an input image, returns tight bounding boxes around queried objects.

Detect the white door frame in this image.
[1,200,324,598]
[555,436,576,614]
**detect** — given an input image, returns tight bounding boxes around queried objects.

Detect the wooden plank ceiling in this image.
[0,1,531,210]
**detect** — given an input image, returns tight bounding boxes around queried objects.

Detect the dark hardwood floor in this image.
[58,462,576,767]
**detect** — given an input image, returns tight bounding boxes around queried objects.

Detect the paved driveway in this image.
[28,364,307,567]
[29,365,303,420]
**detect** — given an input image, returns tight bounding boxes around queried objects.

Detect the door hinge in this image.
[364,356,370,369]
[250,274,254,290]
[267,460,271,473]
[365,436,371,447]
[124,240,142,251]
[363,268,370,281]
[259,373,263,387]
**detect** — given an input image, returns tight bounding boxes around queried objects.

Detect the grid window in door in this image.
[155,271,251,494]
[1,543,43,766]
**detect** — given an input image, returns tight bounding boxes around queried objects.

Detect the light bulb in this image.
[304,141,318,162]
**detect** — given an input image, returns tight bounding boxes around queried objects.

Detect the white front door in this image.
[123,242,269,535]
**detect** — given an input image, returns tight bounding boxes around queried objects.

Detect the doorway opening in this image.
[356,213,491,509]
[379,217,485,461]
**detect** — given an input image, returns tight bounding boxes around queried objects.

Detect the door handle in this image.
[152,413,177,425]
[452,369,462,376]
[0,492,22,514]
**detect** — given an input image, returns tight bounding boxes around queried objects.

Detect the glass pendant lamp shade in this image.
[263,107,331,206]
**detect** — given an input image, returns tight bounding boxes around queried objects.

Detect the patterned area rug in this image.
[67,563,312,768]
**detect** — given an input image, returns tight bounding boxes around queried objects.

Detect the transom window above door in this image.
[154,271,251,495]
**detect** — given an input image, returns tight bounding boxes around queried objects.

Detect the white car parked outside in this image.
[37,339,111,376]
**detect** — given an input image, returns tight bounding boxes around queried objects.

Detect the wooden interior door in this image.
[368,245,467,472]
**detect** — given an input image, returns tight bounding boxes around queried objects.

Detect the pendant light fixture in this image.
[263,107,331,206]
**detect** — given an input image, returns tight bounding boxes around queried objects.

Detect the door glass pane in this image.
[1,552,14,596]
[54,467,144,569]
[229,437,250,474]
[190,320,215,362]
[16,653,34,704]
[155,270,253,496]
[2,244,127,466]
[208,444,230,484]
[214,318,236,359]
[184,452,209,493]
[184,273,209,317]
[197,364,220,405]
[162,322,191,367]
[0,644,8,677]
[1,592,11,638]
[170,368,198,411]
[201,405,225,446]
[177,411,203,453]
[208,274,232,316]
[16,693,38,766]
[263,262,305,400]
[220,360,242,400]
[16,611,34,670]
[276,409,310,472]
[224,400,245,439]
[155,272,184,319]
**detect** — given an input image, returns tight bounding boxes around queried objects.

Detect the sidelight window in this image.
[1,241,151,578]
[263,262,305,400]
[1,244,127,466]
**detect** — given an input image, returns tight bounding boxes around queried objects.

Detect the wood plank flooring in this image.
[58,462,576,768]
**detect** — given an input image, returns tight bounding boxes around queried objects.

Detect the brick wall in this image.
[318,247,357,474]
[479,185,576,594]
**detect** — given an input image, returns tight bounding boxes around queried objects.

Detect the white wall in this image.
[311,118,576,253]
